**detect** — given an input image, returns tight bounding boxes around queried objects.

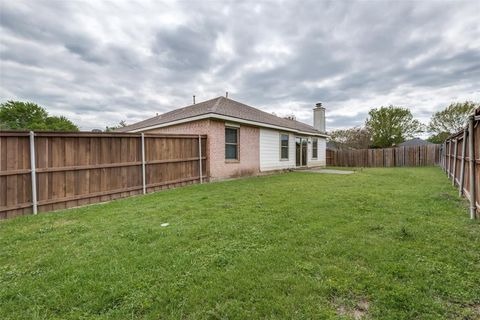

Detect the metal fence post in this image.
[468,116,477,219]
[452,139,457,186]
[441,143,444,171]
[198,135,203,184]
[459,130,467,196]
[29,131,38,215]
[141,133,146,194]
[446,140,450,177]
[445,141,448,173]
[442,142,446,171]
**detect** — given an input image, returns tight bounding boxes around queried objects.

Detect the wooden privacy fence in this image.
[0,131,207,219]
[326,144,441,167]
[441,108,479,219]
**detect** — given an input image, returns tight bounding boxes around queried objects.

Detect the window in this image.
[225,127,239,160]
[280,134,289,160]
[312,138,318,159]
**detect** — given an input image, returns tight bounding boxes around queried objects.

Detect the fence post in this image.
[442,143,445,170]
[382,148,385,167]
[198,135,203,184]
[440,141,445,172]
[141,133,146,194]
[459,130,467,196]
[393,147,396,167]
[444,141,448,173]
[29,131,38,215]
[468,116,477,219]
[452,139,457,186]
[446,140,450,177]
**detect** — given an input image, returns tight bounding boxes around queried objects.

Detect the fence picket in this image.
[0,132,208,219]
[326,145,441,168]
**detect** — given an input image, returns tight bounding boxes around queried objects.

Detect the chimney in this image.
[193,95,196,104]
[313,102,326,133]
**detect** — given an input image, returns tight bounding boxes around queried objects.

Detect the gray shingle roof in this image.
[116,96,325,135]
[398,138,434,147]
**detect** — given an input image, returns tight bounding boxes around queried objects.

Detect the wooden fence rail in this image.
[326,144,441,167]
[0,131,208,219]
[441,108,479,219]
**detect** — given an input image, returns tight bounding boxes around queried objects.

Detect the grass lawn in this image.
[1,167,479,319]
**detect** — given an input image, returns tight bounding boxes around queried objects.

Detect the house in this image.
[398,138,434,147]
[117,96,329,180]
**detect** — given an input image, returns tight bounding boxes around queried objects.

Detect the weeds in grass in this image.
[1,168,478,319]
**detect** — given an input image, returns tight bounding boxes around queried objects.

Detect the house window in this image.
[280,134,289,160]
[225,127,239,160]
[312,138,318,159]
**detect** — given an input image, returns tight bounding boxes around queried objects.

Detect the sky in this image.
[0,0,479,131]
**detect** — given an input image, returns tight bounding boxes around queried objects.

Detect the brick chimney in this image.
[313,102,326,133]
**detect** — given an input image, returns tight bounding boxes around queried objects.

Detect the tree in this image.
[0,101,48,130]
[0,101,79,131]
[105,120,128,132]
[428,101,478,136]
[426,132,451,144]
[365,106,424,148]
[45,116,79,131]
[328,127,372,149]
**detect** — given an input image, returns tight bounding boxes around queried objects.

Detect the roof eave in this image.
[128,113,330,138]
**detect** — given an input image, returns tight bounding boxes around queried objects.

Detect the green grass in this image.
[1,167,479,319]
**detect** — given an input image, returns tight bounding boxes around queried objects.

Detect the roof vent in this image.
[193,95,196,105]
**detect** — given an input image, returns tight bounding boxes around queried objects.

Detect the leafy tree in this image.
[0,101,49,130]
[426,132,451,144]
[105,120,128,132]
[0,101,79,131]
[428,101,478,136]
[329,127,372,149]
[45,116,79,131]
[365,106,424,148]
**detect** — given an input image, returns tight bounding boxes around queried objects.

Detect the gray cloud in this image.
[1,0,479,131]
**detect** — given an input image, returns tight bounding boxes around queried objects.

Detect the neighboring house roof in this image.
[398,138,434,147]
[117,96,328,137]
[326,141,357,150]
[326,141,337,149]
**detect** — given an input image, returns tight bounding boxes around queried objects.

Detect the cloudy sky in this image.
[1,0,479,131]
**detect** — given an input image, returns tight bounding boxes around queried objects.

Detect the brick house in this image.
[117,96,328,180]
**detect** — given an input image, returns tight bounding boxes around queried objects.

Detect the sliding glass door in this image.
[295,137,307,167]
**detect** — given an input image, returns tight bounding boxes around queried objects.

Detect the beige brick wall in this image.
[144,119,260,180]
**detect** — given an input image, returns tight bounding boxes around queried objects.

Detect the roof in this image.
[116,96,327,136]
[398,138,434,147]
[326,141,357,150]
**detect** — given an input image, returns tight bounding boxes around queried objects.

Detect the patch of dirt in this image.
[470,303,480,317]
[437,192,468,208]
[336,298,370,319]
[438,192,458,201]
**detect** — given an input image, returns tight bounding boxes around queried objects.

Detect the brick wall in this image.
[145,119,260,180]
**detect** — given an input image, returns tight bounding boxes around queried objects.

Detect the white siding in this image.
[259,129,295,171]
[260,129,326,171]
[308,137,326,167]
